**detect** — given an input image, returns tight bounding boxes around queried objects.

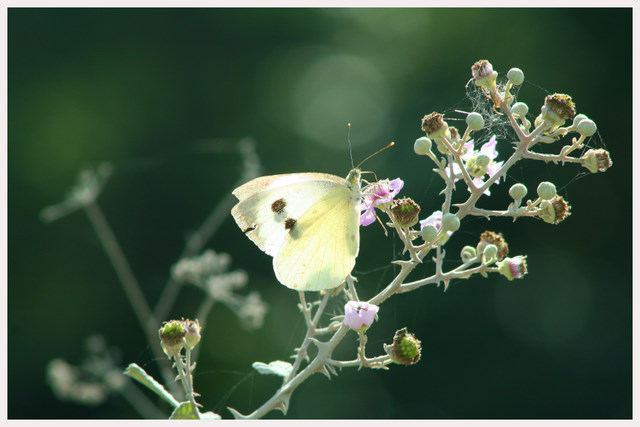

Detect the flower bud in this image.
[475,154,490,168]
[536,181,557,200]
[441,213,460,232]
[507,67,524,86]
[460,245,477,262]
[482,244,498,264]
[344,301,379,332]
[183,319,202,350]
[414,136,433,156]
[159,320,187,358]
[466,112,484,131]
[576,118,597,137]
[479,230,509,260]
[509,183,528,200]
[471,59,498,91]
[384,327,421,365]
[581,148,612,173]
[391,198,421,228]
[572,113,588,128]
[421,112,450,139]
[496,256,528,281]
[539,195,571,224]
[419,224,438,243]
[511,102,529,117]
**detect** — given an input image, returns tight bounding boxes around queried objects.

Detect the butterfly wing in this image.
[274,183,360,291]
[231,173,348,257]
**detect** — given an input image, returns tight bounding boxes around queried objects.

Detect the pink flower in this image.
[359,178,404,226]
[343,301,379,330]
[448,135,504,195]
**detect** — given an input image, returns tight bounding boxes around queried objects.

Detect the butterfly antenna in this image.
[356,142,395,169]
[347,123,355,169]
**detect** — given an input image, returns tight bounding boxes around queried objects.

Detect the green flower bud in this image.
[507,67,524,86]
[576,118,597,137]
[460,245,477,262]
[466,112,484,131]
[509,183,528,200]
[537,181,557,200]
[475,154,490,168]
[441,213,460,232]
[511,102,529,117]
[183,319,202,350]
[414,136,433,156]
[482,244,498,264]
[479,230,509,260]
[419,224,438,243]
[384,327,422,365]
[572,113,588,128]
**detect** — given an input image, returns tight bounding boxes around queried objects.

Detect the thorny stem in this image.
[234,71,607,419]
[284,292,331,384]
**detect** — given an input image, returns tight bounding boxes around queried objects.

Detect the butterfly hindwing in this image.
[274,184,360,291]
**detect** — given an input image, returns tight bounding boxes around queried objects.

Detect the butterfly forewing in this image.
[231,173,350,256]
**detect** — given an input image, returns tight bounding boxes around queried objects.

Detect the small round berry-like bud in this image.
[572,113,588,128]
[576,118,597,137]
[581,148,612,173]
[391,198,421,228]
[460,245,477,262]
[419,224,438,243]
[159,320,187,358]
[507,67,524,86]
[414,136,433,156]
[475,154,490,168]
[496,256,528,281]
[466,112,484,131]
[421,112,450,139]
[482,244,498,264]
[511,102,529,117]
[384,327,421,365]
[509,183,528,200]
[479,230,509,260]
[537,181,557,200]
[183,319,202,350]
[441,213,460,232]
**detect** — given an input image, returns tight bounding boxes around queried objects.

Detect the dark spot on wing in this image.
[271,198,286,214]
[284,218,296,232]
[242,225,257,234]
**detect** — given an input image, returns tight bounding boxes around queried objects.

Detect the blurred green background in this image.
[8,8,631,419]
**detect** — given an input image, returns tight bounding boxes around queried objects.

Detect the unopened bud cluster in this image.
[159,318,202,358]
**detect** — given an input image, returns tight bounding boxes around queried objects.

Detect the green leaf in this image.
[123,363,179,408]
[252,360,293,378]
[170,402,200,420]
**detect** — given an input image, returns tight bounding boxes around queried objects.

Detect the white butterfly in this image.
[231,169,362,292]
